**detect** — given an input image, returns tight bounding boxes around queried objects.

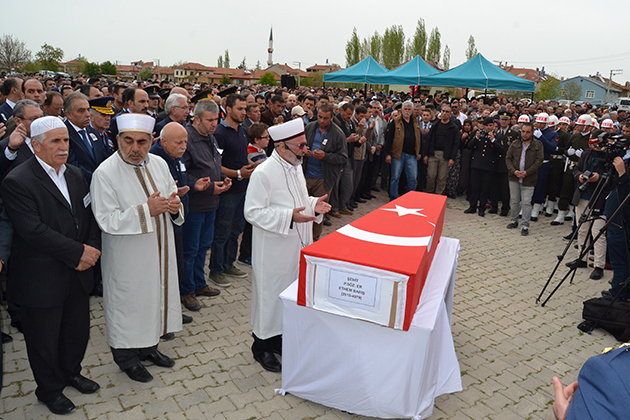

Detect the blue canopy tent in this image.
[323,56,387,84]
[366,55,439,85]
[418,53,535,92]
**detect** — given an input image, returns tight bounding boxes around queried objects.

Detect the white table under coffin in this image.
[277,237,462,420]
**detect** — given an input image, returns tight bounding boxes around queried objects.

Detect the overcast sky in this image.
[5,0,630,83]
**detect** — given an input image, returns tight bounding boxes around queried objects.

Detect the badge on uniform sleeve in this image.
[83,192,91,208]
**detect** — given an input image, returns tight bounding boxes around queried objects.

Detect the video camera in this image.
[599,133,628,162]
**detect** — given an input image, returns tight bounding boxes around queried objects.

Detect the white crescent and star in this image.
[336,205,436,248]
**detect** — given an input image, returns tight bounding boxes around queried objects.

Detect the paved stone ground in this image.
[0,191,619,420]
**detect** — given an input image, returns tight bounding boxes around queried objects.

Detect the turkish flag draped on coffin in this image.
[298,191,446,331]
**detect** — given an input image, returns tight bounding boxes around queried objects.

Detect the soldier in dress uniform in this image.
[490,111,519,216]
[144,85,160,119]
[88,96,116,154]
[217,86,238,122]
[465,117,504,217]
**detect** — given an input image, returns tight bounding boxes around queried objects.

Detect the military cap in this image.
[158,88,171,100]
[498,111,512,119]
[218,86,238,98]
[144,85,160,99]
[88,96,115,115]
[191,89,214,104]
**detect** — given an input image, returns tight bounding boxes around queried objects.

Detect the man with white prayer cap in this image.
[244,118,331,372]
[90,113,184,383]
[1,116,102,414]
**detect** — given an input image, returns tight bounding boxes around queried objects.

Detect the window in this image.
[585,90,595,99]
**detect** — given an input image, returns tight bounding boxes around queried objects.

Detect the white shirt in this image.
[4,137,34,160]
[35,155,71,207]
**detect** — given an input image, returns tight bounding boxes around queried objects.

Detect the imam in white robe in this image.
[244,151,323,339]
[91,152,183,349]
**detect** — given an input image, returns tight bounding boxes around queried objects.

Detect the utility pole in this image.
[293,61,301,87]
[607,69,623,103]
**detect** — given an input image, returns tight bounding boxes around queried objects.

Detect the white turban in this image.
[117,113,155,135]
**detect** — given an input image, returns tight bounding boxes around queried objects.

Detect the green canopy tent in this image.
[323,56,387,84]
[366,55,439,85]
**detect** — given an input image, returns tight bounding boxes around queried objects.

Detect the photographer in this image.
[464,117,504,217]
[565,130,608,280]
[601,136,630,301]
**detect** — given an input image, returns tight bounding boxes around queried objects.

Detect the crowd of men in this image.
[1,70,630,415]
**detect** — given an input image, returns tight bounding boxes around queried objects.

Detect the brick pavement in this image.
[0,191,620,419]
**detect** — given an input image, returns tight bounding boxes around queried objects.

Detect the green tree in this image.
[217,56,223,68]
[237,57,246,70]
[426,27,441,64]
[345,27,361,67]
[465,35,478,61]
[0,34,31,71]
[534,77,562,101]
[407,18,427,59]
[100,61,117,75]
[259,72,278,86]
[82,61,101,77]
[360,38,370,61]
[255,60,261,70]
[224,49,230,68]
[443,44,451,70]
[369,31,382,63]
[22,61,41,73]
[563,80,583,101]
[35,43,64,71]
[382,25,405,69]
[138,66,153,80]
[220,74,231,84]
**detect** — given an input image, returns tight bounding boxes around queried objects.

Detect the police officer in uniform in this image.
[465,117,505,217]
[144,85,161,119]
[490,111,518,216]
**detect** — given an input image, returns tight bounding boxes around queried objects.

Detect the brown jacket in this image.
[386,115,421,160]
[505,138,544,187]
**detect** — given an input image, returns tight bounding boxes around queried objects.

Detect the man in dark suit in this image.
[64,92,111,183]
[0,77,23,123]
[1,116,101,415]
[0,99,42,181]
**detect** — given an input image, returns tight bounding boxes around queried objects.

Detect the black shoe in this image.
[182,314,193,324]
[478,208,485,217]
[66,374,100,394]
[144,350,175,368]
[90,282,103,297]
[347,202,357,210]
[123,364,153,382]
[506,221,518,229]
[10,320,22,333]
[39,394,76,415]
[601,290,615,301]
[563,233,574,242]
[521,228,529,236]
[160,332,175,341]
[371,186,380,192]
[323,219,332,226]
[590,267,604,280]
[253,350,281,372]
[464,207,476,214]
[566,259,588,269]
[1,332,12,343]
[488,207,498,214]
[355,198,367,203]
[500,209,510,217]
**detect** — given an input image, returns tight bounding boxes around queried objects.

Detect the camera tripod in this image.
[537,164,614,306]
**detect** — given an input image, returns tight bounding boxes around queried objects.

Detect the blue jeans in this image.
[181,210,216,295]
[607,225,630,300]
[389,152,418,200]
[210,191,246,275]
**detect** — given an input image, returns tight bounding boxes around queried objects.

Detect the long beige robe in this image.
[91,152,183,349]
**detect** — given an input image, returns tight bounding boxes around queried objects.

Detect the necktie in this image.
[79,130,94,159]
